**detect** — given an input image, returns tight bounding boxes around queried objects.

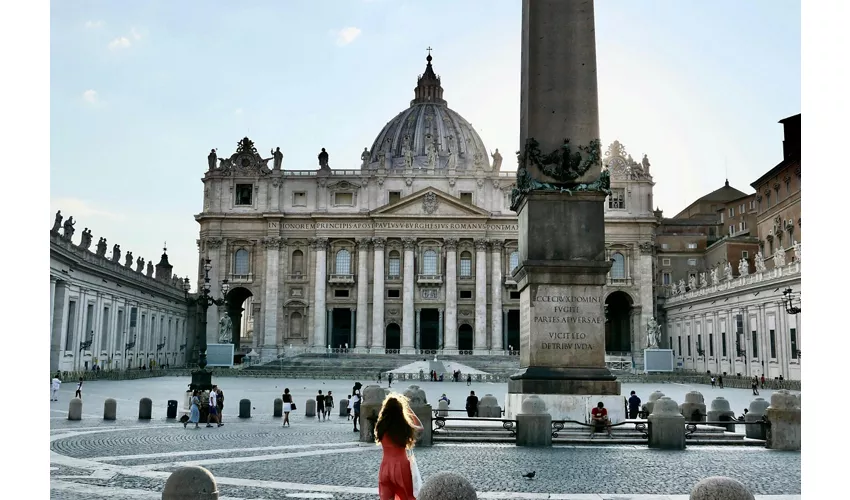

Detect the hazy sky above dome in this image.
[50,0,800,287]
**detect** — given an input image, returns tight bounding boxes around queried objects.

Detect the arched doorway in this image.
[225,286,253,354]
[605,291,633,353]
[458,324,474,352]
[385,323,401,352]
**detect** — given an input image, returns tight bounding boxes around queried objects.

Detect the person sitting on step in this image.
[590,401,612,438]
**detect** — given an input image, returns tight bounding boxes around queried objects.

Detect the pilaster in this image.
[444,238,458,349]
[474,238,488,351]
[262,236,282,361]
[371,238,386,348]
[356,238,371,348]
[490,240,504,350]
[312,238,328,347]
[402,238,416,350]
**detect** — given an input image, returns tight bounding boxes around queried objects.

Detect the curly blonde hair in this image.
[374,393,418,449]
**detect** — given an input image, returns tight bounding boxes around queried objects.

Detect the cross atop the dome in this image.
[163,242,167,253]
[426,46,433,63]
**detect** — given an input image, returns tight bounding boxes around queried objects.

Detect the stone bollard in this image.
[648,396,685,450]
[707,397,736,432]
[478,394,500,418]
[679,391,706,422]
[745,398,770,439]
[516,395,551,447]
[359,385,386,443]
[162,465,219,500]
[305,398,316,418]
[273,398,283,418]
[437,399,449,417]
[419,471,478,500]
[689,476,754,500]
[239,399,251,418]
[643,390,665,415]
[103,398,117,420]
[765,390,801,451]
[339,398,349,417]
[68,398,82,421]
[404,385,433,447]
[138,397,152,420]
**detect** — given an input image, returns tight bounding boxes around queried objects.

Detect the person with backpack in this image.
[352,390,362,432]
[325,391,335,420]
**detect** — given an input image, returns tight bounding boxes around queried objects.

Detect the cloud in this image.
[50,198,124,222]
[108,36,131,50]
[82,89,100,105]
[333,27,362,46]
[234,107,243,115]
[85,20,103,29]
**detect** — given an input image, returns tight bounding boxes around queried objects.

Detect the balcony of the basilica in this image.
[328,273,355,286]
[417,274,443,286]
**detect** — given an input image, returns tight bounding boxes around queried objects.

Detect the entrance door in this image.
[458,324,474,352]
[605,291,633,353]
[507,310,520,352]
[419,309,440,350]
[386,323,401,351]
[331,308,352,349]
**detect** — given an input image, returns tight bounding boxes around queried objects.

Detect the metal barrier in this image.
[551,419,649,439]
[432,408,506,417]
[684,418,769,439]
[432,416,518,437]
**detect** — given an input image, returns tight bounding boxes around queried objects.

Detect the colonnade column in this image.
[262,236,281,360]
[402,238,416,350]
[444,239,458,349]
[355,238,371,349]
[490,240,503,351]
[473,239,488,351]
[438,308,444,349]
[50,277,57,334]
[312,238,328,348]
[371,238,386,348]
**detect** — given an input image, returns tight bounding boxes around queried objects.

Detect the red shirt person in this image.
[590,401,612,437]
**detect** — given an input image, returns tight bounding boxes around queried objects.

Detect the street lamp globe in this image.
[204,258,212,273]
[182,277,191,293]
[221,279,230,296]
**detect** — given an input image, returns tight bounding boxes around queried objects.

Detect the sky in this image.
[49,0,801,287]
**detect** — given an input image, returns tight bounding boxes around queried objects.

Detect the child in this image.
[346,395,353,420]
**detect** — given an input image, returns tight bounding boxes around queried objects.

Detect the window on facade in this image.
[293,192,307,206]
[388,250,401,278]
[335,249,352,275]
[687,243,697,249]
[460,290,473,299]
[751,331,758,358]
[687,258,697,266]
[687,335,692,356]
[769,329,776,358]
[729,225,734,235]
[65,300,77,351]
[765,193,771,208]
[768,239,774,255]
[460,192,473,205]
[334,289,349,298]
[423,250,438,275]
[662,258,671,266]
[729,208,734,217]
[234,249,250,275]
[662,272,671,285]
[661,243,669,249]
[85,304,95,341]
[610,252,625,279]
[509,251,519,273]
[677,336,682,356]
[720,212,724,223]
[790,328,797,359]
[130,307,138,328]
[608,188,625,209]
[742,250,749,259]
[722,331,727,357]
[290,312,303,337]
[291,250,304,275]
[101,307,110,351]
[709,333,714,357]
[697,334,702,353]
[334,192,354,206]
[388,191,401,204]
[115,309,124,350]
[387,289,401,298]
[510,291,521,300]
[459,251,472,277]
[235,184,253,205]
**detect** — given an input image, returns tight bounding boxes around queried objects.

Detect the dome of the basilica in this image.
[364,54,491,171]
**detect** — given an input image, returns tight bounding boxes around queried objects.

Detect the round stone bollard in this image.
[689,476,754,500]
[679,391,706,422]
[419,471,478,500]
[68,398,82,421]
[273,398,283,418]
[707,397,736,431]
[103,398,117,421]
[478,394,500,418]
[239,399,251,418]
[305,398,317,418]
[648,397,685,450]
[437,399,449,417]
[404,385,433,447]
[516,395,551,447]
[360,385,387,442]
[745,398,770,439]
[162,465,219,500]
[643,390,666,415]
[765,390,801,451]
[339,398,349,417]
[138,397,152,420]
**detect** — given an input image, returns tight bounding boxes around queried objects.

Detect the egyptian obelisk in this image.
[506,0,622,423]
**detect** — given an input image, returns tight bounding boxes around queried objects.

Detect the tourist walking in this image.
[718,375,724,388]
[74,378,83,399]
[352,390,362,432]
[316,390,326,421]
[51,376,61,401]
[214,385,224,424]
[710,376,716,388]
[185,392,201,429]
[377,372,382,384]
[207,387,223,427]
[751,376,760,395]
[466,374,472,386]
[325,391,335,419]
[282,388,293,427]
[388,372,393,388]
[466,390,479,417]
[760,374,765,389]
[628,391,641,419]
[374,393,424,500]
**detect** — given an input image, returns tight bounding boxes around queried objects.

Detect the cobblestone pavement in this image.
[50,378,801,499]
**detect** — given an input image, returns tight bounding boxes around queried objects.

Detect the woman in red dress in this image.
[374,393,424,500]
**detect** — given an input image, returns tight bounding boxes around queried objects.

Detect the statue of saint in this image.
[641,154,651,174]
[96,237,107,257]
[135,257,145,273]
[79,228,93,250]
[124,251,133,268]
[62,216,76,240]
[219,314,234,343]
[360,147,371,168]
[724,262,733,281]
[738,258,750,276]
[112,244,121,262]
[754,251,766,273]
[688,274,697,291]
[491,149,503,171]
[774,246,786,267]
[646,317,660,348]
[146,260,154,277]
[377,150,386,168]
[447,150,457,170]
[426,142,437,168]
[208,149,217,171]
[218,157,233,170]
[793,241,801,263]
[709,266,718,285]
[699,271,707,288]
[271,147,283,170]
[677,279,687,295]
[318,148,329,168]
[401,139,414,170]
[52,210,63,233]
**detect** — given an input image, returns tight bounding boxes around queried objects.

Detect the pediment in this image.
[371,187,490,217]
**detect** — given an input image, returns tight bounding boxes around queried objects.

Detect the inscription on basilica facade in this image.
[279,221,519,232]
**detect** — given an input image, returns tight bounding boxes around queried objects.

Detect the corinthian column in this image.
[474,238,488,351]
[355,238,371,349]
[444,239,458,349]
[262,237,281,360]
[312,238,328,347]
[371,238,386,348]
[402,237,416,351]
[490,240,504,351]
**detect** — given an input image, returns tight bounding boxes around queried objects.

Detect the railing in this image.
[228,273,253,283]
[551,419,649,439]
[433,416,518,437]
[684,418,769,439]
[416,274,443,285]
[607,277,633,286]
[328,274,355,284]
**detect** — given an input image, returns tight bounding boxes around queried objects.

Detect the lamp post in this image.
[124,335,136,370]
[782,288,801,315]
[183,258,229,391]
[156,336,166,368]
